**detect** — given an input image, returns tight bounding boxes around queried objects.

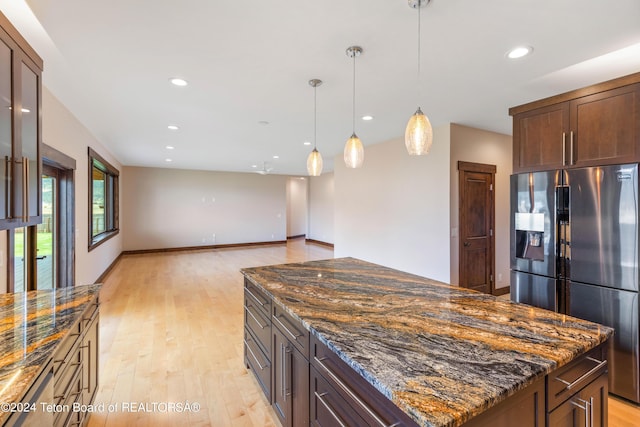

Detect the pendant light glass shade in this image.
[344,46,364,168]
[307,79,323,176]
[344,133,364,168]
[307,148,323,176]
[405,0,433,156]
[405,107,433,155]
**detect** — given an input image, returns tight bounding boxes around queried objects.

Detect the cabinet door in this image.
[272,325,309,427]
[570,84,640,168]
[14,57,41,223]
[0,39,11,222]
[81,312,99,407]
[513,103,570,173]
[548,374,608,427]
[272,326,291,427]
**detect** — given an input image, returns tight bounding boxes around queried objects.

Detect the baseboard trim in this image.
[493,286,510,296]
[287,234,306,240]
[94,253,123,284]
[305,238,334,248]
[121,240,288,256]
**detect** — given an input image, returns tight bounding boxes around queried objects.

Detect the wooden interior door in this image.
[458,161,495,294]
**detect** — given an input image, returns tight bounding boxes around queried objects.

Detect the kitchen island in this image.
[241,257,612,427]
[0,285,101,427]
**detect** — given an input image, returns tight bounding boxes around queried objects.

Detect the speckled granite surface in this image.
[0,285,100,421]
[241,257,613,427]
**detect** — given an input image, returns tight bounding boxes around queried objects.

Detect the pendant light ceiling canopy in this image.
[307,78,323,176]
[405,0,433,156]
[344,46,365,169]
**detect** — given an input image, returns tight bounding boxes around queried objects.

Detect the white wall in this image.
[286,177,308,238]
[449,123,512,290]
[42,88,123,285]
[308,172,334,244]
[121,167,288,251]
[334,126,451,282]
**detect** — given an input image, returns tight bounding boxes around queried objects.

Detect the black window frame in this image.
[88,147,119,251]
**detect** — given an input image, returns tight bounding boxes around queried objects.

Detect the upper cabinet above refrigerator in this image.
[0,12,43,230]
[510,74,640,174]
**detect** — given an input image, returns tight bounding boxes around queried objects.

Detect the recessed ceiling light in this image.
[303,141,311,146]
[166,145,174,150]
[165,158,173,162]
[273,155,279,159]
[169,77,188,86]
[506,46,533,59]
[167,125,179,130]
[362,115,373,121]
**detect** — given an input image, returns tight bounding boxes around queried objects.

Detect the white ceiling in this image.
[4,0,640,175]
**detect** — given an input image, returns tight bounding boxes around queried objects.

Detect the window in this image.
[88,148,119,250]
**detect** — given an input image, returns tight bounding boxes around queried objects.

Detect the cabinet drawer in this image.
[548,344,607,411]
[244,298,271,355]
[81,298,99,329]
[311,335,417,427]
[244,328,271,402]
[52,321,82,377]
[245,278,271,318]
[53,361,83,427]
[311,365,367,427]
[272,304,309,358]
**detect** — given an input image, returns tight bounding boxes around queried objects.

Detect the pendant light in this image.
[344,46,364,168]
[307,79,323,176]
[405,0,433,156]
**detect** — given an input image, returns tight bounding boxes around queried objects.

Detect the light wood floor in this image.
[86,240,640,427]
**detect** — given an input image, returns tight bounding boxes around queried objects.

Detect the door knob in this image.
[463,242,470,247]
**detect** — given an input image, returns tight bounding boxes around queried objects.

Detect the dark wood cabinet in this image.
[0,12,43,229]
[511,74,640,173]
[548,374,608,427]
[513,103,569,172]
[244,278,273,402]
[570,84,639,168]
[272,325,309,427]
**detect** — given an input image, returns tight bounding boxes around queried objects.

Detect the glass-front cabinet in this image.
[0,11,43,230]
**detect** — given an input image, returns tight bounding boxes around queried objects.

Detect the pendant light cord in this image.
[352,53,356,133]
[314,85,317,150]
[417,2,422,103]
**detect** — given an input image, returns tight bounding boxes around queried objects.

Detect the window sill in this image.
[89,229,119,251]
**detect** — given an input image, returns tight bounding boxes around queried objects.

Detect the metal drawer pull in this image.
[273,314,303,342]
[245,288,266,307]
[315,392,347,427]
[314,356,394,427]
[243,339,266,370]
[244,306,267,329]
[571,397,592,427]
[554,357,607,391]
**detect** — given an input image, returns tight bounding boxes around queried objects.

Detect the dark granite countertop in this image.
[241,257,613,427]
[0,284,101,421]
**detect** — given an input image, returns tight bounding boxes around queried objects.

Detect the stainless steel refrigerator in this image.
[510,163,640,404]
